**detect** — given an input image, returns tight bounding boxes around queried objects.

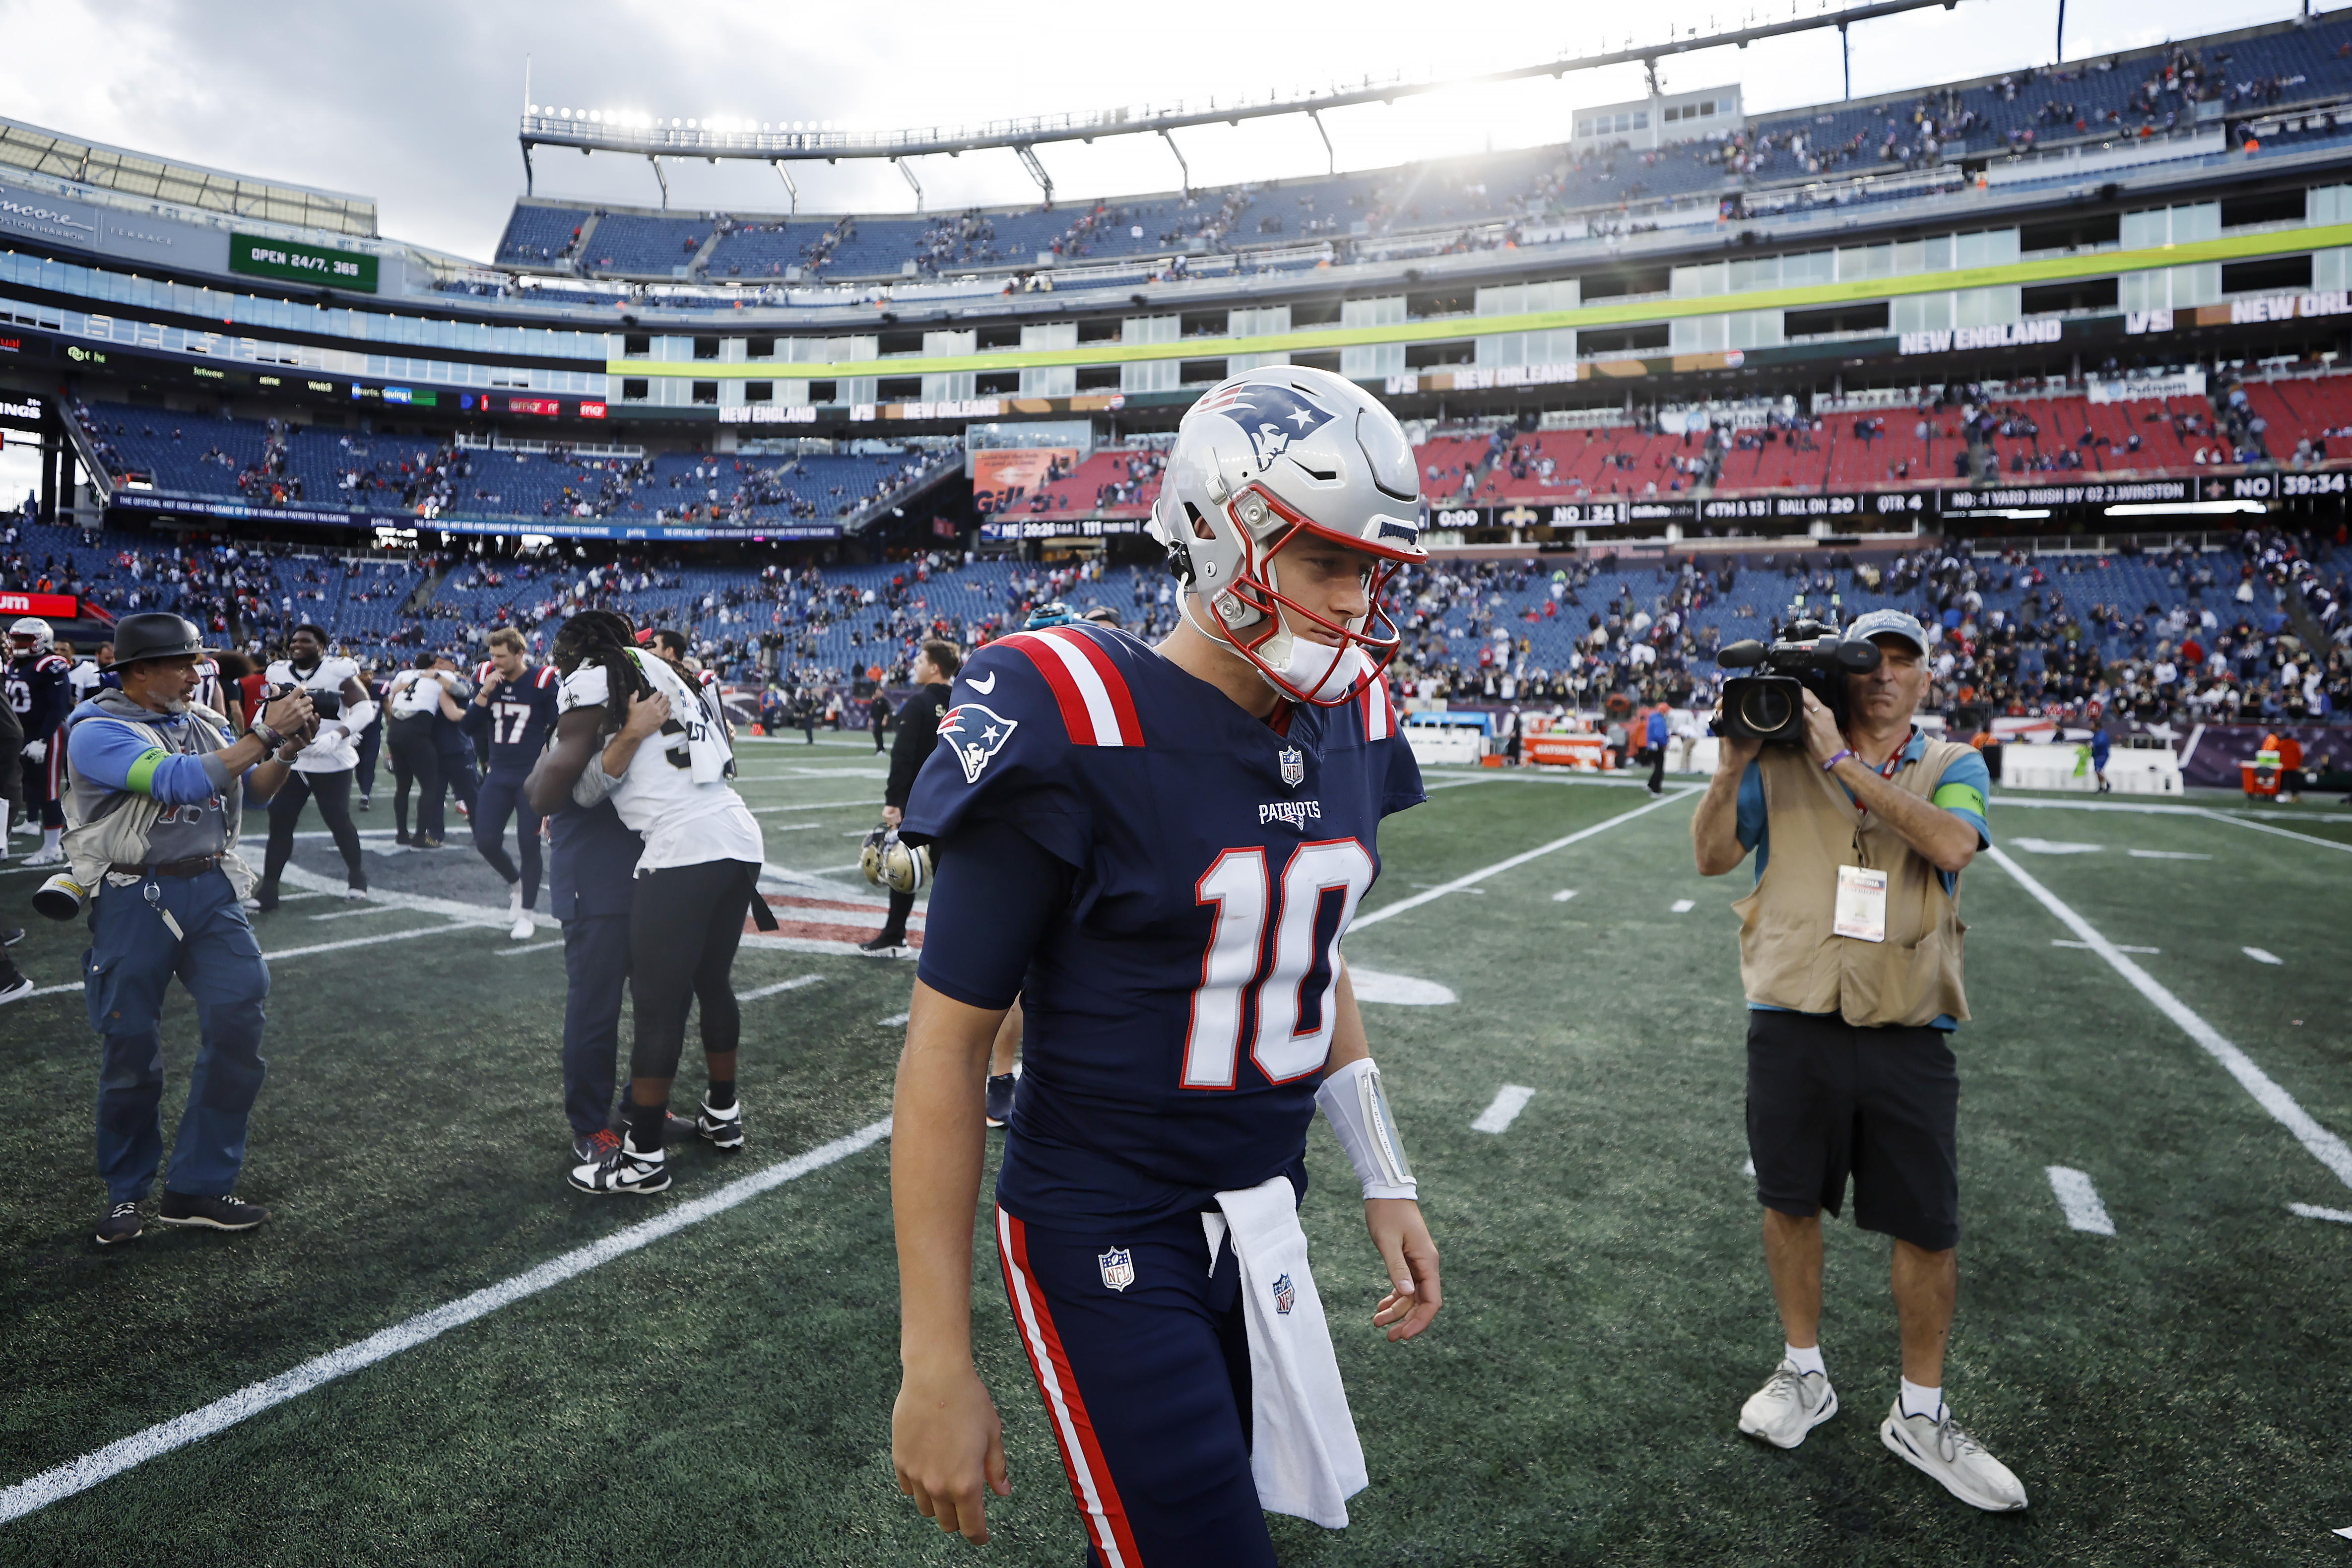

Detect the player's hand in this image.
[892,1363,1010,1543]
[21,739,43,764]
[618,690,671,741]
[481,667,506,696]
[1798,690,1845,768]
[881,804,903,827]
[1365,1196,1441,1343]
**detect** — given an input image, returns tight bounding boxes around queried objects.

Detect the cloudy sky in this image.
[0,0,2308,262]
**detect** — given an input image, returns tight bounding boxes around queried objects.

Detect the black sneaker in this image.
[96,1200,144,1245]
[396,830,412,846]
[856,934,909,959]
[417,836,444,849]
[573,1127,620,1166]
[985,1073,1016,1129]
[357,796,372,812]
[568,1135,670,1195]
[0,972,31,1007]
[3,926,23,947]
[696,1098,745,1152]
[156,1191,271,1232]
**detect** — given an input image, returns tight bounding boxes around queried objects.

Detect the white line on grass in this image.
[878,1011,910,1028]
[2045,1166,2117,1235]
[0,1117,893,1523]
[2053,939,2160,954]
[1986,846,2352,1192]
[494,940,564,958]
[1551,890,1578,903]
[1471,1085,1536,1134]
[743,799,875,815]
[2288,1202,2352,1225]
[309,903,404,922]
[740,974,825,1001]
[1354,787,1696,929]
[1671,899,1696,913]
[2194,808,2352,857]
[2127,849,2212,860]
[2243,947,2284,965]
[20,919,483,999]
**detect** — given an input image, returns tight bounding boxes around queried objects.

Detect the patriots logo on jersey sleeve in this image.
[936,703,1019,784]
[1098,1247,1135,1292]
[1197,381,1333,468]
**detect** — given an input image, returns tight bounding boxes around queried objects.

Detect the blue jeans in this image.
[561,913,630,1136]
[86,869,271,1203]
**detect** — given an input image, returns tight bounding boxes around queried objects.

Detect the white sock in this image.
[41,827,62,852]
[1785,1343,1826,1377]
[1899,1377,1944,1421]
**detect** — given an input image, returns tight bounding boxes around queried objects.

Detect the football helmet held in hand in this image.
[859,824,932,896]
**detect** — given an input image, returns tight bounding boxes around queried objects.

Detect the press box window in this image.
[691,380,719,405]
[746,336,776,359]
[693,337,720,360]
[622,333,651,357]
[621,377,650,400]
[745,382,773,403]
[808,380,839,402]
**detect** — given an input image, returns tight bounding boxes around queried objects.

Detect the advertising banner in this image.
[2086,370,2206,403]
[972,447,1079,514]
[0,590,79,620]
[228,233,378,293]
[0,390,47,431]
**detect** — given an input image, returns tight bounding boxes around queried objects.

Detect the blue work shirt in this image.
[1734,728,1991,1031]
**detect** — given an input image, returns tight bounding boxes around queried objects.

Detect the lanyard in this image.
[1846,727,1915,867]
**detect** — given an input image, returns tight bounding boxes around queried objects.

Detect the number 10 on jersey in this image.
[1183,839,1374,1090]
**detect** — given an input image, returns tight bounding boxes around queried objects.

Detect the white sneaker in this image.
[25,844,65,867]
[508,883,524,918]
[1880,1399,2028,1511]
[567,1135,670,1195]
[1738,1359,1839,1449]
[342,886,369,901]
[510,911,535,940]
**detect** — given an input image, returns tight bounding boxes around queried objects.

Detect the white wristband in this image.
[1316,1057,1418,1201]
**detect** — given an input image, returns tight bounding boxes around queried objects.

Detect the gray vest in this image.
[65,691,250,880]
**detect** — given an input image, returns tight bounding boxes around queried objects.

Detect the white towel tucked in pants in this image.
[1204,1175,1368,1529]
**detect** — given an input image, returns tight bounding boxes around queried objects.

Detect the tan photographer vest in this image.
[1732,735,1974,1029]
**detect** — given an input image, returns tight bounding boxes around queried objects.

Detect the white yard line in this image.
[2194,808,2352,856]
[22,919,483,998]
[2287,1202,2352,1225]
[878,1011,910,1028]
[2052,939,2160,954]
[2127,849,2211,860]
[1551,890,1578,903]
[2045,1166,2117,1235]
[1670,899,1696,913]
[277,864,551,931]
[494,940,564,958]
[1986,846,2352,1192]
[2243,947,2284,966]
[744,800,876,815]
[1471,1085,1536,1134]
[739,974,825,1001]
[1355,787,1696,930]
[0,1118,893,1523]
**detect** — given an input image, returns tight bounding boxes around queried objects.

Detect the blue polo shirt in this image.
[1734,728,1991,1031]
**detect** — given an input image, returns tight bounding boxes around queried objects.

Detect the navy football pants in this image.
[995,1205,1274,1568]
[472,770,543,908]
[561,912,629,1136]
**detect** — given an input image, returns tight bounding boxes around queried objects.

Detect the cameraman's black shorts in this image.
[1745,1009,1960,1251]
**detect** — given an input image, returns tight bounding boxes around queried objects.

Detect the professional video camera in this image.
[262,681,339,720]
[1711,599,1881,743]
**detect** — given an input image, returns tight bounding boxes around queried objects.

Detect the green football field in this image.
[2,739,2349,1566]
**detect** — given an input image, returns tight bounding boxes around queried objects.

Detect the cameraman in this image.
[858,640,958,959]
[1690,609,2024,1513]
[62,613,317,1244]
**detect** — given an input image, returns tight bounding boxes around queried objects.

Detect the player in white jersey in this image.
[531,610,771,1196]
[251,625,378,909]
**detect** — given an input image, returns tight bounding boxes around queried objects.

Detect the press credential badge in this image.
[1833,865,1888,943]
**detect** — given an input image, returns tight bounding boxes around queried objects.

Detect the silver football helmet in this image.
[8,616,54,657]
[1148,365,1426,705]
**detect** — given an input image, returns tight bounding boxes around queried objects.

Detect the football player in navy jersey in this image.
[891,366,1442,1565]
[8,617,75,866]
[463,628,563,941]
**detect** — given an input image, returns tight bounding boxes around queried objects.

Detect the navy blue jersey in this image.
[904,624,1423,1230]
[462,662,562,775]
[7,652,73,743]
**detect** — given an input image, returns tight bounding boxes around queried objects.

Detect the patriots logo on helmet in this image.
[1279,745,1305,789]
[936,702,1019,784]
[1198,381,1334,470]
[1271,1273,1296,1316]
[1098,1247,1135,1292]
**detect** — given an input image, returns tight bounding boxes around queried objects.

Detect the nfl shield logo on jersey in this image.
[1278,746,1305,789]
[1271,1273,1296,1315]
[1097,1247,1135,1292]
[936,703,1019,784]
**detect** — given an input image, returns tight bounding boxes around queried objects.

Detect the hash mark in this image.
[2242,947,2284,966]
[1552,890,1578,903]
[1471,1085,1536,1134]
[2046,1166,2116,1236]
[1670,899,1696,914]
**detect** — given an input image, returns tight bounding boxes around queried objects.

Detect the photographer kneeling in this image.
[1690,608,2025,1513]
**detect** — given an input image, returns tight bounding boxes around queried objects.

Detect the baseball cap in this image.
[1844,608,1930,655]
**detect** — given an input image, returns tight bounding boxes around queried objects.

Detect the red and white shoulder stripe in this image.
[473,659,495,684]
[532,665,560,690]
[993,627,1145,748]
[1356,671,1398,742]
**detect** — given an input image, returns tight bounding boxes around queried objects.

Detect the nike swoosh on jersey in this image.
[965,671,997,694]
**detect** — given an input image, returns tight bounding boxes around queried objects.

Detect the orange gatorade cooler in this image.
[2242,749,2282,799]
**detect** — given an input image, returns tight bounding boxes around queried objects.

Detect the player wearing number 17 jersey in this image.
[891,366,1443,1567]
[462,628,561,940]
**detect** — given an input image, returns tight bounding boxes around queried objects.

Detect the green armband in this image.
[1931,782,1986,817]
[125,747,170,797]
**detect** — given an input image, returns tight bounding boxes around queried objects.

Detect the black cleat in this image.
[856,934,910,959]
[3,926,23,947]
[696,1099,745,1152]
[156,1191,271,1232]
[96,1200,144,1245]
